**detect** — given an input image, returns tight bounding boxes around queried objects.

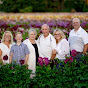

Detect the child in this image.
[9,32,29,65]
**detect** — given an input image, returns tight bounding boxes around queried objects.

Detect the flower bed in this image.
[0,13,88,87]
[0,13,88,42]
[0,53,88,88]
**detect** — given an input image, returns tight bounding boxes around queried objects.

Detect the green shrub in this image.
[0,53,88,88]
[0,63,32,88]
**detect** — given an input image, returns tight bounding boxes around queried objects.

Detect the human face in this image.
[42,25,50,37]
[15,34,23,42]
[29,31,36,40]
[54,31,61,40]
[4,33,11,42]
[72,19,80,30]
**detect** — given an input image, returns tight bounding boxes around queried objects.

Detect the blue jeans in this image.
[55,59,64,69]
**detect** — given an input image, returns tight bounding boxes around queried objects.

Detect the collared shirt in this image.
[68,26,88,52]
[37,33,56,60]
[10,42,30,64]
[56,39,70,60]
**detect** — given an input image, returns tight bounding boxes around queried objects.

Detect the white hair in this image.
[28,29,37,36]
[41,24,50,30]
[1,31,13,44]
[72,18,80,23]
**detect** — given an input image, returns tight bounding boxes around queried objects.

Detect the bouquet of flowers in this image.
[38,57,50,66]
[64,49,77,64]
[3,55,8,60]
[19,59,25,65]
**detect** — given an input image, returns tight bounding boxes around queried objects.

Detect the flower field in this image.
[0,12,88,42]
[0,13,88,87]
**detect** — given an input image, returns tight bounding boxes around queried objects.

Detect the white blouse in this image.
[0,43,13,64]
[56,39,70,60]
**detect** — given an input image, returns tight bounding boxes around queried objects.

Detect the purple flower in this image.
[19,59,25,65]
[69,56,73,63]
[3,55,8,60]
[64,56,73,64]
[71,49,77,57]
[38,57,43,66]
[38,57,49,66]
[43,57,50,66]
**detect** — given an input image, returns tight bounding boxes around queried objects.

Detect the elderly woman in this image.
[23,29,39,78]
[53,29,70,68]
[0,31,14,65]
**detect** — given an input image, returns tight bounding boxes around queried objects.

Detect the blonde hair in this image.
[15,32,22,37]
[53,29,66,40]
[1,31,13,44]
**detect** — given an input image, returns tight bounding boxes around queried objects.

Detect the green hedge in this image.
[0,54,88,88]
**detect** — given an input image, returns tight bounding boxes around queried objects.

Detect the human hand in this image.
[52,49,56,54]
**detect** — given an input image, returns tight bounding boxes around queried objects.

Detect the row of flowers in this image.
[2,49,79,66]
[0,13,88,21]
[38,49,83,66]
[0,19,88,42]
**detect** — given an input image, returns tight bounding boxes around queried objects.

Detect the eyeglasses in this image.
[54,34,61,36]
[5,35,11,37]
[73,22,79,24]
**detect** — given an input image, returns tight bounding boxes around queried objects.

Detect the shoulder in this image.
[38,34,43,39]
[69,29,74,34]
[49,34,55,40]
[61,39,67,42]
[23,39,29,43]
[80,28,88,34]
[12,42,15,45]
[0,43,4,46]
[10,44,16,50]
[22,42,28,47]
[0,43,4,49]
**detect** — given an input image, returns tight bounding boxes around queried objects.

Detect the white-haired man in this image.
[68,18,88,61]
[37,24,56,68]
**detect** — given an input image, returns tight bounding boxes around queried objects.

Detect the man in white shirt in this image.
[37,24,56,68]
[68,18,88,61]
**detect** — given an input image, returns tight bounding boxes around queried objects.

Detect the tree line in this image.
[0,0,88,12]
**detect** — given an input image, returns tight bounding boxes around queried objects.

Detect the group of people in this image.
[0,18,88,78]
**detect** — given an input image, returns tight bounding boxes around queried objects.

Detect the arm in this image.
[51,53,56,60]
[83,44,88,54]
[9,53,13,64]
[51,36,57,60]
[24,45,30,65]
[0,49,4,65]
[24,54,29,65]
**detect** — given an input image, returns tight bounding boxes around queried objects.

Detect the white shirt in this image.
[68,26,88,52]
[56,39,70,60]
[37,34,56,60]
[0,43,13,64]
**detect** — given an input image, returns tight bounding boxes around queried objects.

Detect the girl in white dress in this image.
[23,29,39,78]
[0,31,13,65]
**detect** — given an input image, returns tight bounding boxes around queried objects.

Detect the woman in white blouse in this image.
[53,29,70,68]
[0,31,14,65]
[23,29,39,78]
